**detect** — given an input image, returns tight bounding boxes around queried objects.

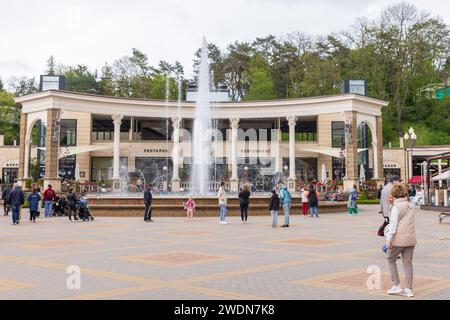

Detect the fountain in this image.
[191,37,213,196]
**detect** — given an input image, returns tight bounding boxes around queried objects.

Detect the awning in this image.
[58,145,112,159]
[408,176,424,184]
[302,147,368,158]
[432,170,450,181]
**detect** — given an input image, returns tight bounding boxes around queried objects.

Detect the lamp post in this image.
[403,127,417,184]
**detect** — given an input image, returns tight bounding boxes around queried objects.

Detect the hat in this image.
[390,175,403,183]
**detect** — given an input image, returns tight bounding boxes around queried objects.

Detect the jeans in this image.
[44,201,53,217]
[11,205,20,224]
[271,210,278,226]
[219,205,227,221]
[282,203,291,225]
[144,203,152,221]
[310,206,318,217]
[30,210,37,221]
[3,201,10,215]
[68,205,78,220]
[240,203,249,221]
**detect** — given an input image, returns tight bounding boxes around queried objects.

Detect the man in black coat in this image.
[8,184,25,225]
[66,188,79,221]
[2,184,11,216]
[144,184,153,222]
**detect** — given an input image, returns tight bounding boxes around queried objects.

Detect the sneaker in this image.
[401,288,414,298]
[387,285,403,295]
[222,221,228,225]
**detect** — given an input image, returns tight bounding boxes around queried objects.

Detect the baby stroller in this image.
[76,198,94,221]
[54,195,67,216]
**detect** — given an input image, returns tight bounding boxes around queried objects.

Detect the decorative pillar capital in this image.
[230,118,240,129]
[171,117,182,129]
[287,116,298,127]
[112,114,124,126]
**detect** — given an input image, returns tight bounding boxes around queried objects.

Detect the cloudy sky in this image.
[0,0,449,88]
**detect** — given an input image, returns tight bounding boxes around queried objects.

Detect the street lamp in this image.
[403,127,417,183]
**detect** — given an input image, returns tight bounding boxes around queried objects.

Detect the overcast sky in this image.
[0,0,449,88]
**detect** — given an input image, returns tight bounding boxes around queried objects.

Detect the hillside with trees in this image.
[1,2,449,146]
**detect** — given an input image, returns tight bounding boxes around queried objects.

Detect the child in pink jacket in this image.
[184,196,197,221]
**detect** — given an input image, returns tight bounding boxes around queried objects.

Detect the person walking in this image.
[8,184,25,225]
[307,185,319,218]
[184,196,196,221]
[66,188,79,221]
[2,184,11,216]
[347,185,359,216]
[377,184,383,214]
[380,176,402,217]
[269,189,280,228]
[144,184,153,222]
[386,184,417,298]
[43,184,56,218]
[27,188,41,223]
[408,185,416,205]
[280,185,292,228]
[36,185,42,218]
[300,186,309,216]
[218,182,228,225]
[238,184,251,224]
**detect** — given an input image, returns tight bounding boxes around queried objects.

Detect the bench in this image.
[439,212,450,224]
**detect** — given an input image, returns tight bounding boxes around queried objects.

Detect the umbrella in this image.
[321,163,327,184]
[74,163,81,181]
[360,164,366,182]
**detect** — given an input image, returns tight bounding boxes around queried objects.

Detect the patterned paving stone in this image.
[0,204,449,300]
[119,251,236,267]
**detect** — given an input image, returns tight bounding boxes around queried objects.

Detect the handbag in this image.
[377,216,390,237]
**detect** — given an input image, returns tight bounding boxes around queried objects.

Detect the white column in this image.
[171,117,182,181]
[23,139,31,179]
[372,140,379,179]
[408,149,413,181]
[230,118,240,181]
[438,159,443,188]
[112,114,123,181]
[287,116,298,181]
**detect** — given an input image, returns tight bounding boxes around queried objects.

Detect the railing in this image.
[180,181,230,192]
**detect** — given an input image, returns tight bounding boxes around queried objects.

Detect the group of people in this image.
[142,182,321,228]
[0,183,92,224]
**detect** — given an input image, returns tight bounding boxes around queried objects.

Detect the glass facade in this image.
[282,158,318,182]
[135,158,173,190]
[59,155,76,180]
[91,157,128,183]
[60,119,77,146]
[331,121,345,148]
[281,120,317,142]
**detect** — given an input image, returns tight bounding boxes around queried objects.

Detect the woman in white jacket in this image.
[217,182,228,224]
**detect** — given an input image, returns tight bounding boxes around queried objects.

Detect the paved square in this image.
[0,205,449,300]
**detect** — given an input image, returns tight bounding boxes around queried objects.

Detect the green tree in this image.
[0,91,21,144]
[64,65,99,93]
[46,55,56,75]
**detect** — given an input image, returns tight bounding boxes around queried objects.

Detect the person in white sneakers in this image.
[217,182,228,225]
[386,184,417,298]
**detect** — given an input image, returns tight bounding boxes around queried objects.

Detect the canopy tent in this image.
[302,147,368,158]
[58,145,112,159]
[408,176,424,184]
[432,170,450,181]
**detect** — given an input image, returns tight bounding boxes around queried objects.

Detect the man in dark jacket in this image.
[2,184,11,216]
[66,188,79,221]
[8,184,25,225]
[143,184,153,222]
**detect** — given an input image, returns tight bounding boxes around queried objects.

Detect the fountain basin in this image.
[88,196,348,217]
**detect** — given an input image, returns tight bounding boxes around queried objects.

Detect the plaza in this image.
[0,205,449,300]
